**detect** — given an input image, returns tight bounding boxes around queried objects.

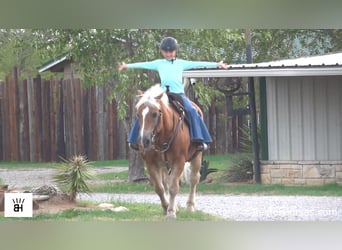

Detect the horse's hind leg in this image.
[186,152,202,212]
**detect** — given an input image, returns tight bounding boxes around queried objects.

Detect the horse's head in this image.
[136,84,169,151]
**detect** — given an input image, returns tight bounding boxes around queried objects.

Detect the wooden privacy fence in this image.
[0,72,126,162]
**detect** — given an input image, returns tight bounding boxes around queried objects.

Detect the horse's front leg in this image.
[148,165,169,214]
[166,162,184,219]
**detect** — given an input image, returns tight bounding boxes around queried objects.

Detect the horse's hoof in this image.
[166,213,177,220]
[186,202,195,212]
[186,206,195,212]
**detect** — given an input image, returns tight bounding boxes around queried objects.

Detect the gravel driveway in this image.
[78,193,342,221]
[2,167,342,221]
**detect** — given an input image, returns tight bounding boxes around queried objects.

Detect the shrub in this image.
[221,157,253,183]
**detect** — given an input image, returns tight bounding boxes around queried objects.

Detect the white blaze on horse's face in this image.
[140,106,149,143]
[139,104,160,150]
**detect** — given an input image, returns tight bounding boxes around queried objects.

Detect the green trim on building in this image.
[259,77,268,160]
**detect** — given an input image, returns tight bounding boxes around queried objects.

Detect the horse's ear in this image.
[155,92,164,100]
[136,89,144,98]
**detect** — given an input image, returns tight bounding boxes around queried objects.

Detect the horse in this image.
[135,84,203,219]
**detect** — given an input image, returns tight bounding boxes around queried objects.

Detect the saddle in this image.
[167,92,186,116]
[166,92,203,126]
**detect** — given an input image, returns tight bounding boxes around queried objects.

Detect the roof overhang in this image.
[183,52,342,78]
[183,66,342,78]
[38,54,70,73]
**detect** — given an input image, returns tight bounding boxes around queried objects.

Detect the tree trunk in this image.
[128,150,146,182]
[215,99,229,154]
[208,101,216,154]
[116,119,127,159]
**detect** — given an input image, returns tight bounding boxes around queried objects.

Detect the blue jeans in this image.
[128,118,140,144]
[128,94,212,144]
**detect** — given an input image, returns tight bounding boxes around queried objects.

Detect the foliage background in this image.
[2,29,341,116]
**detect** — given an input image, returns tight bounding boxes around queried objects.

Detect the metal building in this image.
[183,52,342,185]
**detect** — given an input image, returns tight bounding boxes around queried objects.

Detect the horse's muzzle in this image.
[143,136,151,148]
[139,134,153,151]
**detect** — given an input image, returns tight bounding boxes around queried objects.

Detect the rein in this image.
[151,107,185,173]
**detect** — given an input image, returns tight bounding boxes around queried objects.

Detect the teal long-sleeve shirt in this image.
[126,59,217,94]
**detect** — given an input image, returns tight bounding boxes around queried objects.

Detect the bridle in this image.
[150,104,185,153]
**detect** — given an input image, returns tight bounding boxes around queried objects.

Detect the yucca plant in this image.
[200,159,218,182]
[54,155,96,202]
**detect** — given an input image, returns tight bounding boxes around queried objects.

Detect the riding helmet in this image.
[160,37,178,51]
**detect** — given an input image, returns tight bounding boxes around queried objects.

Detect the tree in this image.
[251,29,337,62]
[0,29,44,79]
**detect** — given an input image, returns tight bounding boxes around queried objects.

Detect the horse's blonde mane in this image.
[136,84,169,109]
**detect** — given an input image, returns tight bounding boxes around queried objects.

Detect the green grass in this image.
[203,153,252,171]
[89,159,129,167]
[0,161,57,169]
[0,159,129,169]
[0,202,221,221]
[97,170,129,180]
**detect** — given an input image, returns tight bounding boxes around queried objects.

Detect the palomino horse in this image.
[135,84,203,219]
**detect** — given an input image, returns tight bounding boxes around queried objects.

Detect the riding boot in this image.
[195,142,208,151]
[129,143,140,151]
[128,118,140,151]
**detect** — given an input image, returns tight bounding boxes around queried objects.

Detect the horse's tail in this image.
[179,162,191,185]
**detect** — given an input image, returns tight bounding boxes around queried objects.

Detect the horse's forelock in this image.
[136,84,169,110]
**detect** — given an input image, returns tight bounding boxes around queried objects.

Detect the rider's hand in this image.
[118,62,127,71]
[217,61,228,69]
